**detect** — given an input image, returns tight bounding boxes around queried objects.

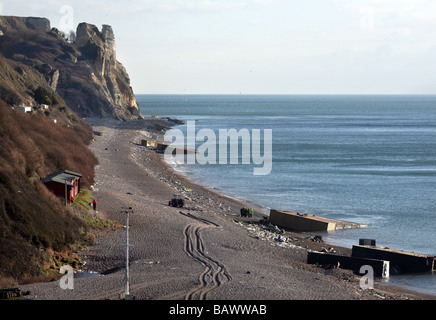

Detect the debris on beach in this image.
[0,288,32,300]
[240,221,305,250]
[267,223,283,234]
[307,235,324,243]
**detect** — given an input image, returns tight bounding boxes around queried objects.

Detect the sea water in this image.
[137,94,436,295]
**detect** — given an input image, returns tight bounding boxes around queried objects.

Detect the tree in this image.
[33,87,54,105]
[67,30,76,43]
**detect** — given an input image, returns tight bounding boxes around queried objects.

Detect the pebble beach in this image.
[19,117,435,301]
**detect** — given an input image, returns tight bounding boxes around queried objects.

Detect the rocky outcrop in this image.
[0,16,50,32]
[71,22,140,119]
[26,17,51,31]
[0,16,141,120]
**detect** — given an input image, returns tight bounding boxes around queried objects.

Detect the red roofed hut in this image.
[41,170,82,203]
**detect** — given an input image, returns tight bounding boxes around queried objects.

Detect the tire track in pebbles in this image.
[180,211,232,300]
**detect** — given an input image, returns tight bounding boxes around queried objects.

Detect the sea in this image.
[136,94,436,296]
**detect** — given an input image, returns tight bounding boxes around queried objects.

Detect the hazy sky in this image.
[2,0,436,94]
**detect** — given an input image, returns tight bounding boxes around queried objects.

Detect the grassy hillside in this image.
[0,99,99,286]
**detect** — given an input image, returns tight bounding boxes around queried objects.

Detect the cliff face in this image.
[0,16,141,120]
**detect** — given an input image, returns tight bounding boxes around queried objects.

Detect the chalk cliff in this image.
[0,16,141,120]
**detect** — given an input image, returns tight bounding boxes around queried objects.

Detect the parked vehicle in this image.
[169,194,184,208]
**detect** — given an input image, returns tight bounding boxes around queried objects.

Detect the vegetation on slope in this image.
[0,99,99,286]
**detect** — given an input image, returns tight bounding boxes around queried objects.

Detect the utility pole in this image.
[64,179,67,207]
[125,208,130,297]
[121,207,133,300]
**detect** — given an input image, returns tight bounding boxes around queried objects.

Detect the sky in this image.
[1,0,436,94]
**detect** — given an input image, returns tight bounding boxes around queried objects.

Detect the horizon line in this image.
[134,93,436,96]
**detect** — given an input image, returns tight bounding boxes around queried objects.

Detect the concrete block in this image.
[352,245,435,274]
[307,251,390,278]
[269,209,366,232]
[359,239,376,246]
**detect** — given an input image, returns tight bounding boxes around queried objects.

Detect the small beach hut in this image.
[16,106,32,113]
[41,170,82,202]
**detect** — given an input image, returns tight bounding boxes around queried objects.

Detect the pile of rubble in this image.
[236,221,340,256]
[238,221,306,250]
[0,288,31,300]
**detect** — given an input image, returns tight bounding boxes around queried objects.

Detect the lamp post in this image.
[121,207,133,300]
